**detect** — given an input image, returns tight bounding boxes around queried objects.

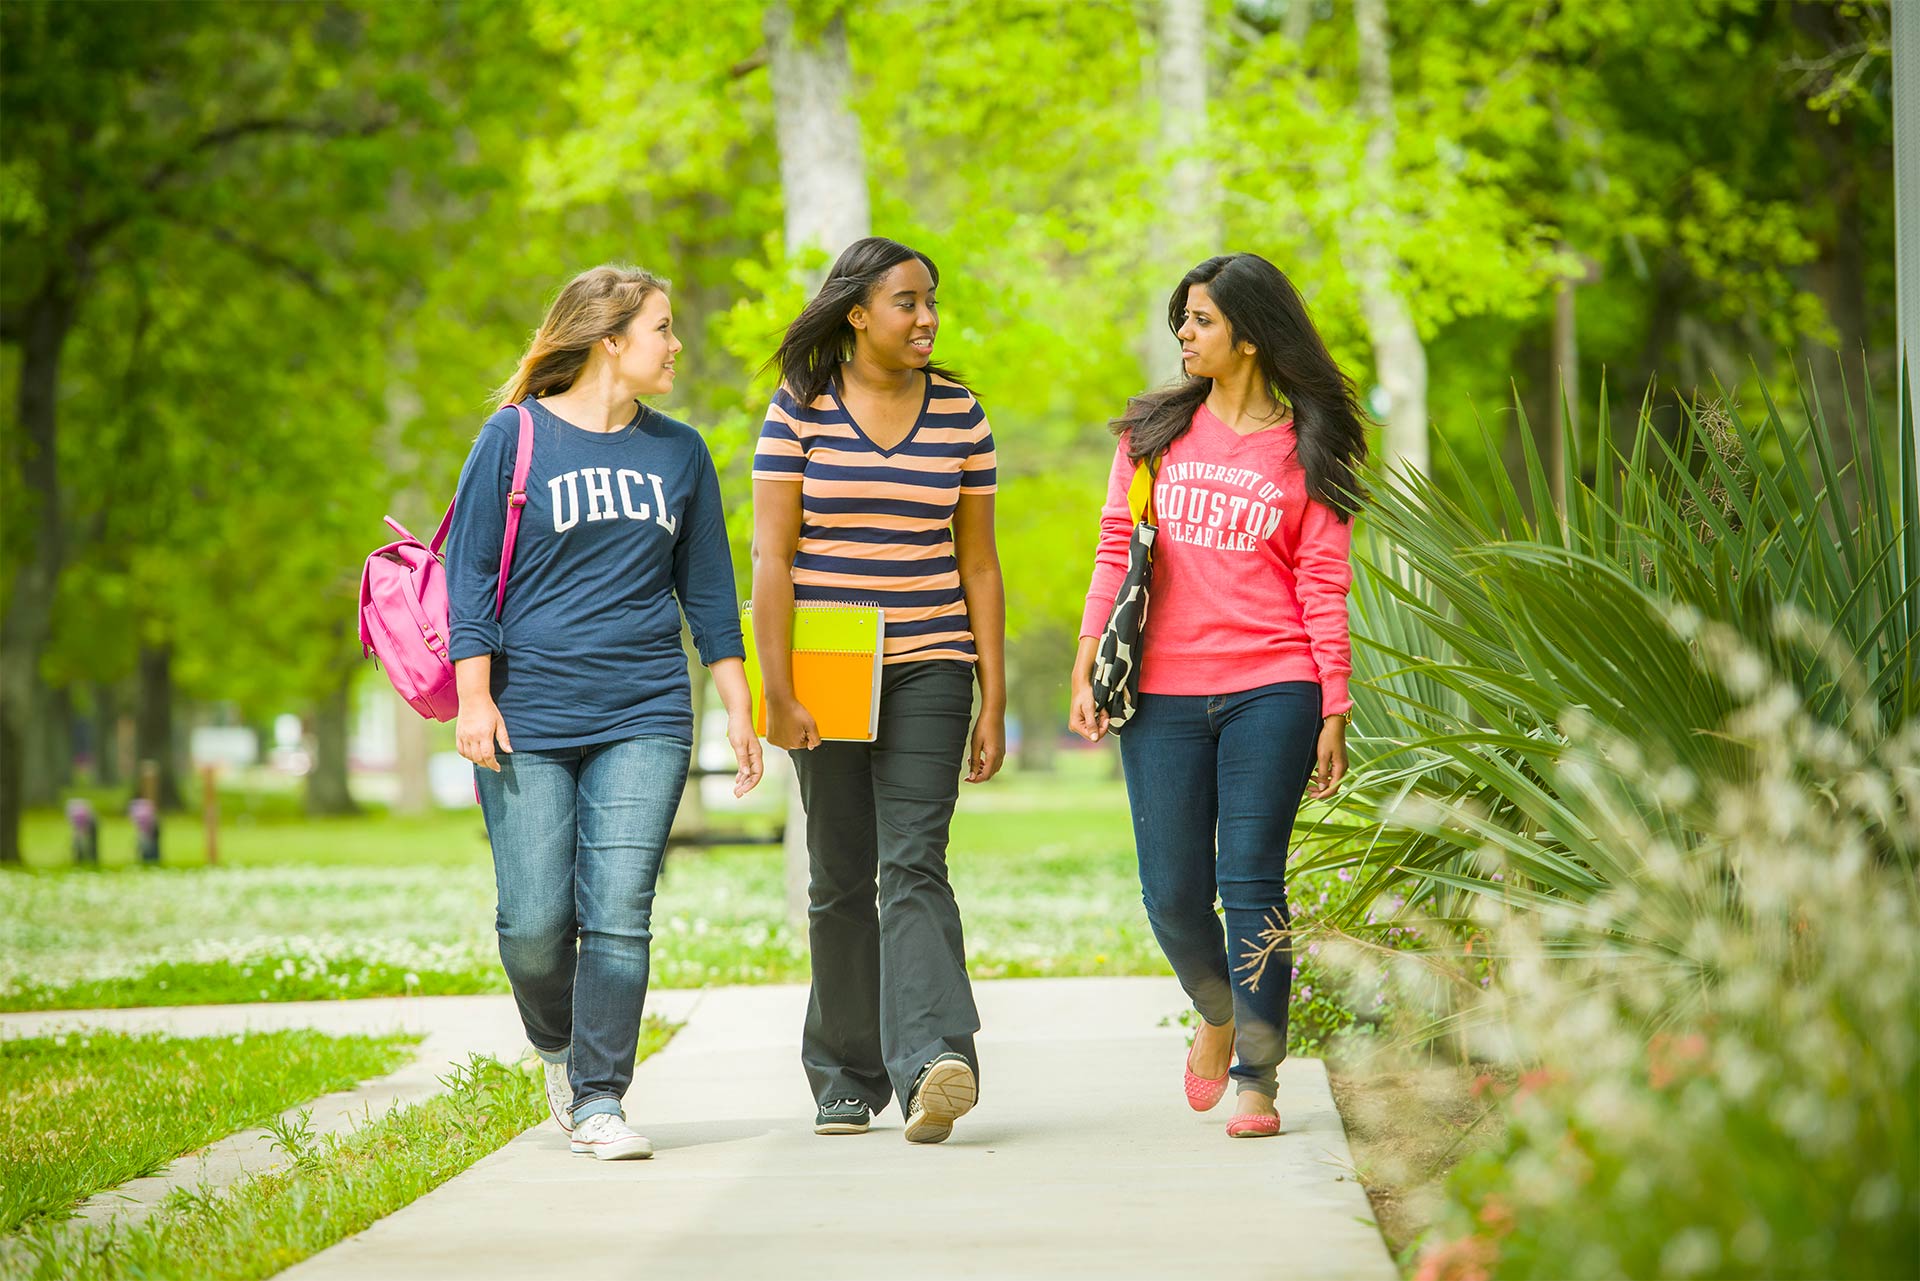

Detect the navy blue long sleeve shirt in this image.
[445,399,744,749]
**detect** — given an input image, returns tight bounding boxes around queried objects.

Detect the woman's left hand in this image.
[727,709,764,797]
[1307,715,1348,800]
[966,712,1006,785]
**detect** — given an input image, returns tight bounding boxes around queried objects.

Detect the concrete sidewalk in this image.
[282,978,1395,1281]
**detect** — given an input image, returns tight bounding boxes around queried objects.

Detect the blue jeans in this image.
[475,735,690,1123]
[1119,681,1321,1097]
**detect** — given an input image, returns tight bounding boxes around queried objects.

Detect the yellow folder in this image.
[740,602,885,742]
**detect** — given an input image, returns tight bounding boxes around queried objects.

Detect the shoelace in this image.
[826,1099,863,1111]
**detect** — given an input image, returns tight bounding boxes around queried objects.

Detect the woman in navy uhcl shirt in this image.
[446,265,762,1162]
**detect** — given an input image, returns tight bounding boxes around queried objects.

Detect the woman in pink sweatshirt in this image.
[1069,253,1367,1138]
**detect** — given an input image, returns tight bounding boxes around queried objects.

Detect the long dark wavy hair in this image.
[1112,253,1369,519]
[771,236,967,405]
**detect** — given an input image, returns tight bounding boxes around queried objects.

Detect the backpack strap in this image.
[424,503,456,556]
[494,403,535,618]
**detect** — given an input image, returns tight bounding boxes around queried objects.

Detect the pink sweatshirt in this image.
[1079,403,1354,714]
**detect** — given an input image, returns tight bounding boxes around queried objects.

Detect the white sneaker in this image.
[569,1112,653,1161]
[541,1057,575,1133]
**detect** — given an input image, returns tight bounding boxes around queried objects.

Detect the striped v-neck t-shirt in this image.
[753,371,998,664]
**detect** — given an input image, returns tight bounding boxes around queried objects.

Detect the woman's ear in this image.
[846,304,869,333]
[1240,340,1258,356]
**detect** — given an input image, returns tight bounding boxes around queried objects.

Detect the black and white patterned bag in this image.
[1091,457,1160,732]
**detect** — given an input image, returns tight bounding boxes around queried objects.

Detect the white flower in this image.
[1658,1227,1721,1277]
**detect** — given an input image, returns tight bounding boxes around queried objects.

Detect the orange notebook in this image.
[740,602,885,742]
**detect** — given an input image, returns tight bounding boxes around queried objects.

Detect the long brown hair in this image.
[1113,254,1369,520]
[493,265,669,409]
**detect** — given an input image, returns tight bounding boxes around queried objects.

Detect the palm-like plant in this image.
[1299,369,1916,961]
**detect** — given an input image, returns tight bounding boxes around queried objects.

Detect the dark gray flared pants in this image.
[793,659,982,1114]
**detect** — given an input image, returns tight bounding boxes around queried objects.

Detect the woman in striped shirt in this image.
[751,237,1004,1145]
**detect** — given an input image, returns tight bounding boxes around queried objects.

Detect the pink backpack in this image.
[358,404,535,721]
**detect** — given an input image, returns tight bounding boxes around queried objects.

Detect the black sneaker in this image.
[903,1053,977,1145]
[814,1097,872,1135]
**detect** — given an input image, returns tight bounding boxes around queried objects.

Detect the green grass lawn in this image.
[4,755,1380,1052]
[3,756,1162,1009]
[0,1028,415,1233]
[9,1023,677,1281]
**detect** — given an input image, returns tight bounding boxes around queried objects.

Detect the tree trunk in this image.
[1630,265,1687,445]
[1798,171,1866,516]
[766,0,871,923]
[19,684,58,806]
[134,643,185,811]
[1896,0,1920,453]
[0,716,19,867]
[765,2,869,264]
[1550,260,1579,511]
[1011,635,1063,774]
[0,282,76,863]
[1511,326,1552,510]
[1283,0,1313,44]
[1794,0,1870,517]
[93,682,122,787]
[305,666,360,817]
[1348,0,1429,477]
[22,684,72,805]
[1143,0,1218,388]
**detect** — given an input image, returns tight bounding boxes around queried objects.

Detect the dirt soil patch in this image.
[1327,1060,1513,1271]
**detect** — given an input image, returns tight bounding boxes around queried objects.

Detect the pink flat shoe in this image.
[1184,1030,1230,1112]
[1226,1111,1281,1138]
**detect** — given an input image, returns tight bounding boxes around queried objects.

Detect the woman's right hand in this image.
[457,697,513,771]
[766,695,822,752]
[1068,682,1109,743]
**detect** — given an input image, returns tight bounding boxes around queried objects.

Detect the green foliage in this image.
[1304,371,1914,955]
[3,0,559,712]
[261,1107,321,1172]
[1298,369,1914,1274]
[0,1028,413,1233]
[4,0,1898,751]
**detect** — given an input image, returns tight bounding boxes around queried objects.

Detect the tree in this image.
[1143,0,1220,389]
[0,2,402,856]
[766,2,870,266]
[765,0,871,923]
[5,0,1894,861]
[1347,0,1430,476]
[2,0,556,845]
